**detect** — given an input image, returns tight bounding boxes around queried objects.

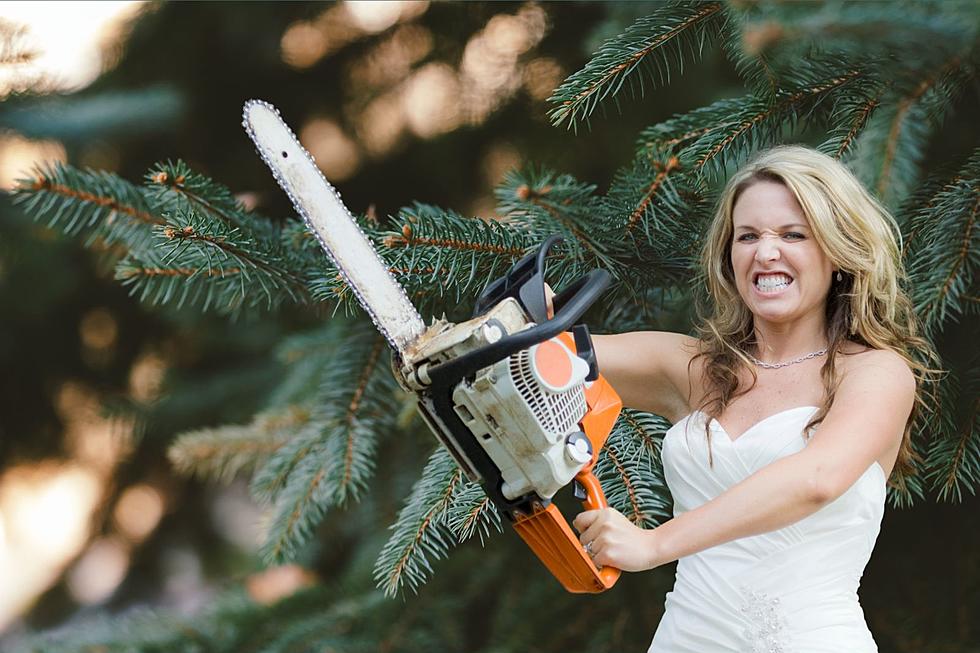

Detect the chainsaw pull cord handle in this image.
[574,470,623,586]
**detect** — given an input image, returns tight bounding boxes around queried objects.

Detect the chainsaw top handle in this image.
[426,235,610,386]
[471,234,563,323]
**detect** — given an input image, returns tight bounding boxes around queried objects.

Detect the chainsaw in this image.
[243,100,623,593]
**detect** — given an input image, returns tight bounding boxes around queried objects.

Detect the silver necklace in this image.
[747,347,828,369]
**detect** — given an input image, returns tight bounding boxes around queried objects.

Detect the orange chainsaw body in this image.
[512,331,623,593]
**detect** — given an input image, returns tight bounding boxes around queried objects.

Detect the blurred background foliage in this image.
[0,1,977,652]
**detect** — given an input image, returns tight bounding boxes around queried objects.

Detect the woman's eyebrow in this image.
[734,223,810,231]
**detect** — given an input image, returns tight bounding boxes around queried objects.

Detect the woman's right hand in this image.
[544,282,555,319]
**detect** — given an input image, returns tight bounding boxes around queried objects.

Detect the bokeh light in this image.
[300,117,362,181]
[0,1,146,97]
[114,484,166,543]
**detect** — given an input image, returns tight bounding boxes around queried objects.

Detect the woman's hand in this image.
[544,281,555,319]
[573,507,663,573]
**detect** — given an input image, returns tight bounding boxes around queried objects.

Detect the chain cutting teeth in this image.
[242,99,426,356]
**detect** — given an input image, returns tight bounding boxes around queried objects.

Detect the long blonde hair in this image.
[693,145,940,489]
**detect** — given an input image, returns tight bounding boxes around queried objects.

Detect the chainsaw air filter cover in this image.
[452,334,591,501]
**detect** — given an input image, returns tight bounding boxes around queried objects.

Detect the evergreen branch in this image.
[730,1,978,72]
[367,202,539,316]
[905,151,980,336]
[936,396,980,501]
[27,175,161,225]
[340,337,386,498]
[638,96,739,152]
[10,587,404,653]
[116,210,311,313]
[445,482,501,546]
[548,1,726,129]
[594,410,673,528]
[604,445,646,526]
[145,160,281,244]
[836,97,881,160]
[257,328,398,562]
[851,49,976,208]
[264,453,328,563]
[162,221,304,296]
[374,448,463,597]
[168,408,310,483]
[495,167,621,276]
[601,149,707,290]
[694,69,863,172]
[876,54,966,200]
[249,427,321,505]
[383,223,526,257]
[147,160,241,228]
[117,265,243,278]
[10,162,161,250]
[930,196,978,318]
[818,88,885,160]
[624,155,682,236]
[922,367,980,502]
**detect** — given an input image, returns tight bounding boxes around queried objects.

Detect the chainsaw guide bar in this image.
[243,99,426,357]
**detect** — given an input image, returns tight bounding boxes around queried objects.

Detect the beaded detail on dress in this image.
[739,586,788,653]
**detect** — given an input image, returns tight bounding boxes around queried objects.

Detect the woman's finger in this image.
[578,510,608,545]
[572,509,598,533]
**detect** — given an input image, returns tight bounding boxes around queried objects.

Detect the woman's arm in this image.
[544,282,697,420]
[591,332,699,421]
[573,349,915,572]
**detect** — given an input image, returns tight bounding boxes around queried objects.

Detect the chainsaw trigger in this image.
[572,479,587,501]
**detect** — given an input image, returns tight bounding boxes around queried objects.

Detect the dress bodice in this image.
[648,406,886,653]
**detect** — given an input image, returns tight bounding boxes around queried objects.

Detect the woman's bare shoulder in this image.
[836,344,915,395]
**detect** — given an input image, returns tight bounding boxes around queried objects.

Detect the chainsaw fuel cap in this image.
[529,337,590,393]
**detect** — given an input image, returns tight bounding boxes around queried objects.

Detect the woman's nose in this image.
[755,235,781,261]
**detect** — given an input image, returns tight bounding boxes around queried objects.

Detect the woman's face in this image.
[730,180,834,329]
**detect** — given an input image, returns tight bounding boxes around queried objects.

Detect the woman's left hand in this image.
[573,507,663,572]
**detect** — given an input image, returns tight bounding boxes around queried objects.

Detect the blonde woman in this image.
[565,145,936,652]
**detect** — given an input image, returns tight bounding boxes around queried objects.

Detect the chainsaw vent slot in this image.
[455,404,474,422]
[510,348,586,438]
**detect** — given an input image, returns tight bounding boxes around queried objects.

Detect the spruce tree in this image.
[5,2,979,651]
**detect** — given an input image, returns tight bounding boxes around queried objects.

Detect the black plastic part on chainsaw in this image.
[572,324,598,382]
[472,233,562,323]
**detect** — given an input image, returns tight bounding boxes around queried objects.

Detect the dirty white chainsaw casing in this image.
[397,297,592,501]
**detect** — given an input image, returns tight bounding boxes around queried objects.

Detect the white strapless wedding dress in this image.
[648,406,886,653]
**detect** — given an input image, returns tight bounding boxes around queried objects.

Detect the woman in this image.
[566,145,937,651]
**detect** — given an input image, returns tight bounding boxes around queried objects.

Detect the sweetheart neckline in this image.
[671,406,888,483]
[704,405,819,444]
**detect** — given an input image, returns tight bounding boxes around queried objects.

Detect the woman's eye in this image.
[783,232,805,240]
[736,233,757,242]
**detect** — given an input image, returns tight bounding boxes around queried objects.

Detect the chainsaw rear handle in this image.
[575,470,623,585]
[427,237,609,386]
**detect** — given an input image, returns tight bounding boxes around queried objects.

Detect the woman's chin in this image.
[742,298,797,323]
